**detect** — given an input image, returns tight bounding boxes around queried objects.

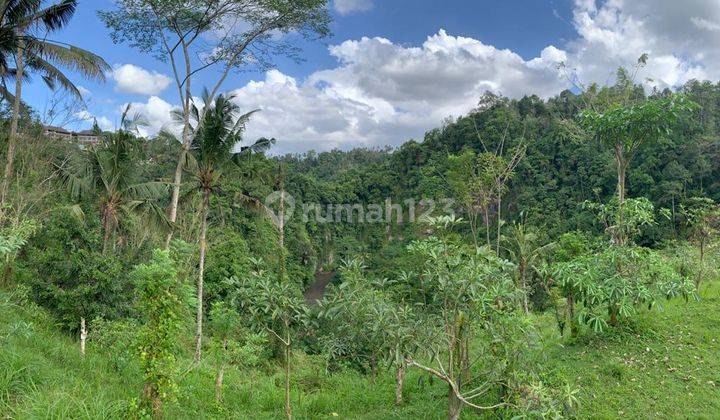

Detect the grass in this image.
[537,284,720,418]
[1,283,719,418]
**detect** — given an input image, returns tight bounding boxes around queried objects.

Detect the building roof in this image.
[44,125,72,134]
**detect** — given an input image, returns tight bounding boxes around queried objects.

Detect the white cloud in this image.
[77,86,91,99]
[112,64,172,96]
[333,0,373,15]
[75,110,114,131]
[564,0,719,88]
[124,96,178,137]
[227,30,568,153]
[692,17,720,32]
[120,0,720,153]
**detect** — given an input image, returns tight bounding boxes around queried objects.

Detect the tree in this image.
[132,249,190,418]
[180,91,262,361]
[1,0,110,209]
[503,219,554,314]
[230,259,308,420]
[553,245,694,331]
[579,65,699,245]
[59,106,168,253]
[681,197,720,288]
[404,215,521,420]
[446,146,525,252]
[208,300,241,403]
[317,259,422,404]
[446,150,501,248]
[98,0,331,247]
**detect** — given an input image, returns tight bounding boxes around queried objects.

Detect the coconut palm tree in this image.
[0,0,110,209]
[178,90,270,362]
[59,106,169,253]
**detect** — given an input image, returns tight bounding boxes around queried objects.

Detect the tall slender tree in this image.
[179,91,268,361]
[99,0,331,248]
[0,0,110,209]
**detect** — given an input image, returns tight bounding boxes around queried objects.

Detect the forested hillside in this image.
[0,1,719,419]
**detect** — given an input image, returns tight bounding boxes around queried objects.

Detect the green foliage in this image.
[552,246,695,332]
[579,95,699,152]
[132,249,191,417]
[0,219,37,258]
[22,208,129,328]
[584,196,656,243]
[230,262,309,336]
[317,258,422,374]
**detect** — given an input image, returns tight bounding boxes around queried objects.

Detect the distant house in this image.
[44,126,100,146]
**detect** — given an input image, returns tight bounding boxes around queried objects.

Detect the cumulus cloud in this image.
[124,96,178,137]
[333,0,373,15]
[112,64,172,96]
[565,0,718,88]
[229,30,567,153]
[75,110,114,131]
[124,0,720,153]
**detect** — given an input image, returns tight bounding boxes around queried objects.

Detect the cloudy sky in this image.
[23,0,720,153]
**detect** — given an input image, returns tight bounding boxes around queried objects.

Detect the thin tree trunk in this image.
[448,381,462,420]
[568,293,577,337]
[615,146,627,246]
[284,321,292,420]
[80,317,87,356]
[102,209,111,254]
[469,211,478,248]
[395,361,405,405]
[1,37,25,209]
[496,195,502,255]
[142,382,162,419]
[164,42,193,249]
[194,189,210,362]
[278,179,286,282]
[460,335,470,382]
[520,264,529,315]
[483,207,491,247]
[215,338,227,403]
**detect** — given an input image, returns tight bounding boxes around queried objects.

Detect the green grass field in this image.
[1,284,719,419]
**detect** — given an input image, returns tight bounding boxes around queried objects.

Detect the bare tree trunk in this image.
[496,195,502,255]
[483,207,491,247]
[615,146,627,246]
[278,180,286,282]
[395,361,405,405]
[194,189,210,362]
[164,42,193,249]
[609,307,619,327]
[80,317,87,356]
[469,211,478,248]
[568,293,577,337]
[1,37,25,209]
[215,338,227,403]
[284,322,292,420]
[448,381,462,420]
[142,382,162,419]
[102,209,111,254]
[520,264,529,315]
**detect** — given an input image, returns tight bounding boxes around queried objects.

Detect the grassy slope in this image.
[541,285,720,419]
[1,284,719,419]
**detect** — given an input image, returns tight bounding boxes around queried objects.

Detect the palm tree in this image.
[0,0,110,209]
[179,90,268,362]
[60,106,168,253]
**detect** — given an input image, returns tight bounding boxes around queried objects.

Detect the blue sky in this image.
[24,0,720,152]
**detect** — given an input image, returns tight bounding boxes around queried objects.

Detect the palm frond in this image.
[24,38,109,81]
[31,0,77,31]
